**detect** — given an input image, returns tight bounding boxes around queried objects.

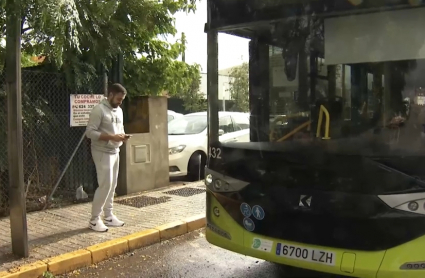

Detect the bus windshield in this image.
[207,3,425,195]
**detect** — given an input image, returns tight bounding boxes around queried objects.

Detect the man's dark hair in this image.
[108,83,127,96]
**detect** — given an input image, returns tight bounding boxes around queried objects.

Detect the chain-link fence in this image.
[0,70,105,217]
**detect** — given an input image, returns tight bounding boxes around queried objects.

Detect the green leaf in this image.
[1,0,201,93]
[228,63,249,112]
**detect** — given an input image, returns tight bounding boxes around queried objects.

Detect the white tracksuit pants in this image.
[91,149,120,221]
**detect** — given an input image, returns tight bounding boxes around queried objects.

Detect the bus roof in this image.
[207,0,425,32]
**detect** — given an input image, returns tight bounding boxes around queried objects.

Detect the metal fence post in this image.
[42,132,86,210]
[6,0,29,258]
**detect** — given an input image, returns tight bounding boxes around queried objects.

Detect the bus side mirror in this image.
[219,129,225,136]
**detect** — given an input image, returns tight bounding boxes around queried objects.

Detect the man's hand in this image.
[123,134,132,142]
[110,134,126,142]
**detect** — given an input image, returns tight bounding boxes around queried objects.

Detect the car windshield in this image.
[168,115,207,135]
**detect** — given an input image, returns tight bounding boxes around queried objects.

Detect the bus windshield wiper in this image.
[366,158,425,188]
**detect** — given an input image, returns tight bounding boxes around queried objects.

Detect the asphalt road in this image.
[59,229,348,278]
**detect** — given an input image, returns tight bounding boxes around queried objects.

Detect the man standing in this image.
[86,83,129,232]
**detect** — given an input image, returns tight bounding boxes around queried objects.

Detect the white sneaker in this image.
[89,219,108,232]
[104,215,125,227]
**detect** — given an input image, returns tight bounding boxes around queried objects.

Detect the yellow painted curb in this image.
[0,271,11,278]
[123,229,160,251]
[4,261,47,278]
[185,214,206,232]
[2,215,207,277]
[156,220,188,241]
[86,238,129,264]
[45,249,92,275]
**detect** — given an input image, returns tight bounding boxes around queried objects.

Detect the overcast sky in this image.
[167,0,250,73]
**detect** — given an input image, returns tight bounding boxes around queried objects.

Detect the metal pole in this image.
[181,32,186,63]
[197,154,202,181]
[207,30,219,146]
[103,67,108,96]
[6,0,29,257]
[222,83,226,111]
[43,132,86,210]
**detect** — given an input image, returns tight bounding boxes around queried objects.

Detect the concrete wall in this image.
[117,96,169,195]
[199,73,233,100]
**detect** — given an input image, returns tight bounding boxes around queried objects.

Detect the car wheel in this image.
[187,152,206,181]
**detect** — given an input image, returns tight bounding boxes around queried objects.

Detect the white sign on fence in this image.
[70,94,104,127]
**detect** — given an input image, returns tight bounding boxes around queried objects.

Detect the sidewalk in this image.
[0,181,206,274]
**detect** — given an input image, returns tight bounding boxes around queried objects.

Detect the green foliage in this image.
[43,271,55,278]
[178,65,207,112]
[0,71,60,172]
[0,0,200,95]
[124,53,201,97]
[0,0,203,181]
[228,63,249,112]
[125,57,204,110]
[0,48,39,70]
[21,53,39,68]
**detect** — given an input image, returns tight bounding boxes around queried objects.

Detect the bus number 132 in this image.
[209,147,222,159]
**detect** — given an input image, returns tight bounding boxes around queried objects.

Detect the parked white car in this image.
[168,111,250,180]
[167,110,184,122]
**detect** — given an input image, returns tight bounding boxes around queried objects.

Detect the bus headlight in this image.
[408,201,419,211]
[395,200,425,214]
[214,179,223,190]
[212,179,230,191]
[379,193,425,215]
[205,174,213,185]
[169,145,186,155]
[204,169,250,192]
[224,182,230,190]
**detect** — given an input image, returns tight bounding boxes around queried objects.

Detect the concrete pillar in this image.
[117,96,169,195]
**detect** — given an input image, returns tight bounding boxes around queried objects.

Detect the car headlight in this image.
[169,145,186,155]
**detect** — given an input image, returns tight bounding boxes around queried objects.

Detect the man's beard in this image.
[109,100,119,108]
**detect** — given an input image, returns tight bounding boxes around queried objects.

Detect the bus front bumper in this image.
[206,191,425,278]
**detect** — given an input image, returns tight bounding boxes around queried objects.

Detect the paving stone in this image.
[0,181,206,272]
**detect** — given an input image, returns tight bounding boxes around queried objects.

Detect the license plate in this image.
[276,243,335,266]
